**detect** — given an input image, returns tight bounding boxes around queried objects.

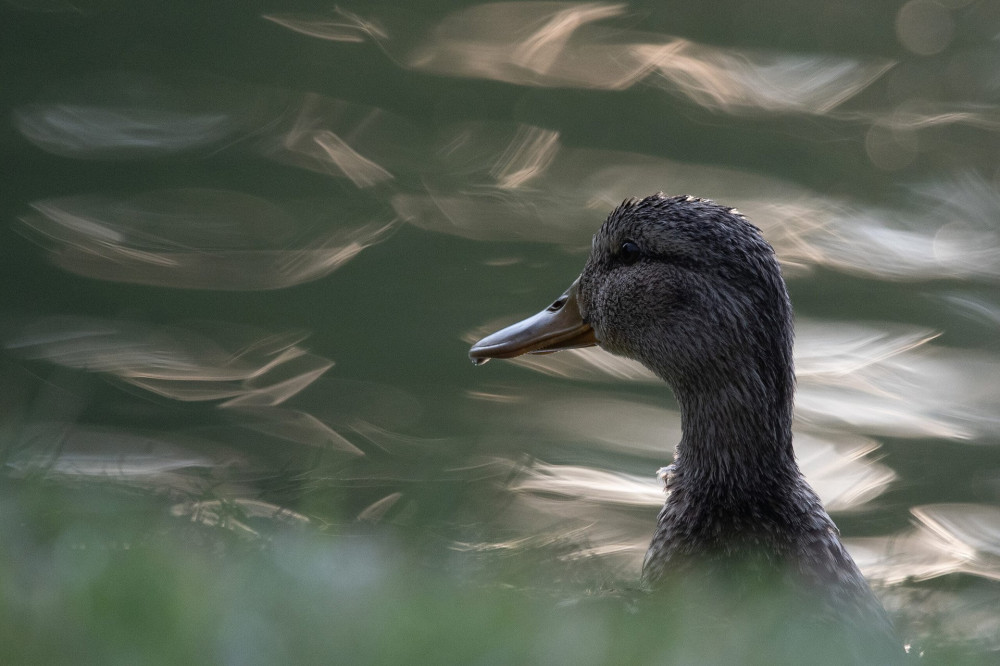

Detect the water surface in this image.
[2,1,999,663]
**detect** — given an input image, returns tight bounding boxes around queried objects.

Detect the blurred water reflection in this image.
[6,423,234,497]
[15,77,1000,284]
[853,503,1000,590]
[260,93,425,186]
[262,10,386,44]
[270,2,893,114]
[401,121,1000,281]
[18,190,396,290]
[5,317,333,405]
[171,498,311,538]
[795,320,1000,441]
[14,73,428,182]
[12,72,267,160]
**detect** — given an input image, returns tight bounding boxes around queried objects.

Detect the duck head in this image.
[470,193,794,405]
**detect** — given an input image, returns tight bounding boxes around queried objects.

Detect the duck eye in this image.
[619,240,641,265]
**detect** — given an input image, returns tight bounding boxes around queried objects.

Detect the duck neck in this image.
[672,372,798,494]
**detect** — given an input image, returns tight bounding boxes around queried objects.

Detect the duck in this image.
[469,193,901,661]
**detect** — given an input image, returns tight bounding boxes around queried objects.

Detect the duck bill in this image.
[469,277,598,363]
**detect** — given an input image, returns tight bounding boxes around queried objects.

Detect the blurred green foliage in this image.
[0,481,993,665]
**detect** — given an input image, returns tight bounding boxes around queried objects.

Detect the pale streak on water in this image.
[171,498,311,539]
[6,423,244,498]
[346,0,893,114]
[844,502,1000,647]
[259,92,418,185]
[395,122,1000,281]
[943,292,1000,328]
[12,75,422,185]
[357,492,405,524]
[846,503,1000,606]
[3,317,371,492]
[225,407,365,455]
[13,75,999,282]
[266,1,999,136]
[13,104,237,159]
[18,190,398,290]
[5,317,331,404]
[261,10,386,44]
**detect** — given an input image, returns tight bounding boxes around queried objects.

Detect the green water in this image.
[2,1,999,663]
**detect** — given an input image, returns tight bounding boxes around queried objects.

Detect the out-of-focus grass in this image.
[0,481,994,666]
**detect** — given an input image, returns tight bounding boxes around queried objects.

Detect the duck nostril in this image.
[547,296,567,312]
